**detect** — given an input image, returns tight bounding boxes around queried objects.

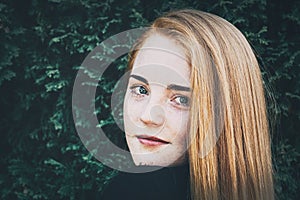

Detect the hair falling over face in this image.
[128,9,274,200]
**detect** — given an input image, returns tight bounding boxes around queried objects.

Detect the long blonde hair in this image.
[128,9,274,200]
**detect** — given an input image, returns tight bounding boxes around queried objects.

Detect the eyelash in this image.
[130,85,149,97]
[171,95,190,107]
[129,85,190,108]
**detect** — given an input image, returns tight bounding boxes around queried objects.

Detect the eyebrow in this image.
[130,74,191,92]
[130,74,149,85]
[167,84,191,92]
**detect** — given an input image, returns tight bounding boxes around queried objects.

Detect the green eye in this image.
[130,85,149,96]
[138,86,148,95]
[173,96,190,106]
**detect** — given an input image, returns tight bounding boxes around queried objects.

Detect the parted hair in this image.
[128,9,274,200]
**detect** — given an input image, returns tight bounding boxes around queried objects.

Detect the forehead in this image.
[132,34,190,85]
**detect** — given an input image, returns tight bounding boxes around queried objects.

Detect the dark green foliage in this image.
[0,0,299,199]
[273,139,300,200]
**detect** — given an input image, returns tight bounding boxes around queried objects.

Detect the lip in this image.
[137,135,170,146]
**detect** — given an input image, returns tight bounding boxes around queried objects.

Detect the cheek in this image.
[166,108,190,142]
[123,92,145,125]
[166,107,189,130]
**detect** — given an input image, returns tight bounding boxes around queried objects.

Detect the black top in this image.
[102,165,190,200]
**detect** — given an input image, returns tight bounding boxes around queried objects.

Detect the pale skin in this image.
[123,34,191,167]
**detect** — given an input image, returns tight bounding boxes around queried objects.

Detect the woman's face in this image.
[123,34,191,167]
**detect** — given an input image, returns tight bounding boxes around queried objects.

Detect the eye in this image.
[129,85,149,96]
[172,95,190,107]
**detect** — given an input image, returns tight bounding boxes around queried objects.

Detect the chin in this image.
[131,153,187,167]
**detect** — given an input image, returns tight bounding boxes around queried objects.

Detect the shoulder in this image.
[101,172,156,200]
[101,167,190,200]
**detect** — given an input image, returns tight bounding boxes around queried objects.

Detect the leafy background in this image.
[0,0,299,199]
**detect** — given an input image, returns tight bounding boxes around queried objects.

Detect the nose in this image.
[140,102,165,127]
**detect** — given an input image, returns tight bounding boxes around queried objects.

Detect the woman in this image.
[103,9,274,200]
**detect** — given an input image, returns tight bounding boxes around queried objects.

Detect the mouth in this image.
[137,135,170,146]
